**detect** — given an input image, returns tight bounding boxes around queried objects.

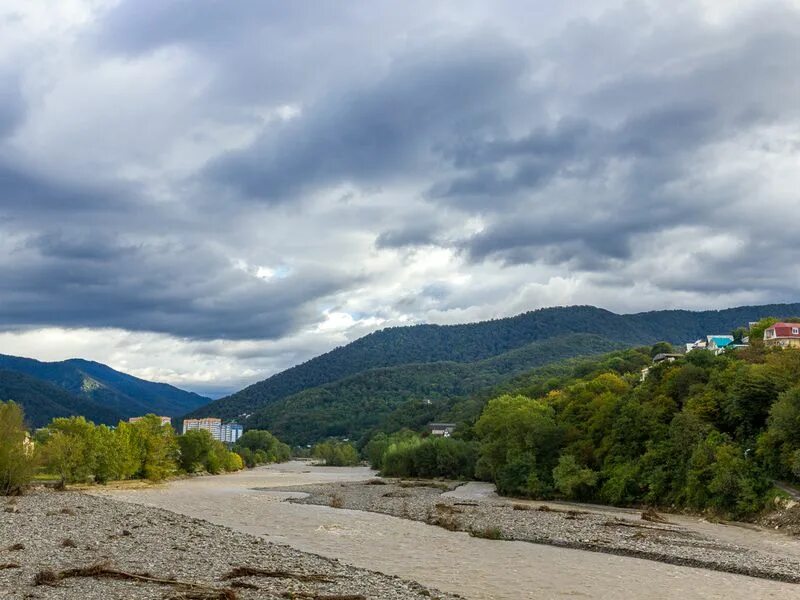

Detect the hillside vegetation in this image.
[249,334,624,445]
[368,334,800,518]
[0,369,122,428]
[191,303,800,443]
[0,354,210,422]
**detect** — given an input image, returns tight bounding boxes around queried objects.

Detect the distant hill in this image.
[0,354,210,420]
[247,334,625,445]
[190,302,800,443]
[0,369,122,428]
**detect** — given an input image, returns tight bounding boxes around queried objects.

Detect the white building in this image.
[182,418,242,443]
[182,418,222,439]
[220,422,244,444]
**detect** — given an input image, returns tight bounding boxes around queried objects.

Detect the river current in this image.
[97,461,799,599]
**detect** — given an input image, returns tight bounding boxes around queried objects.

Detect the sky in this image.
[0,0,799,397]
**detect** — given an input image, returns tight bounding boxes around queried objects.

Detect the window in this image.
[793,327,799,335]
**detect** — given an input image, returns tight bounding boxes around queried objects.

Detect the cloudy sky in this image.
[1,0,798,396]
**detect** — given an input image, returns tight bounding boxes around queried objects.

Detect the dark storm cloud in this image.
[204,36,528,202]
[0,162,134,213]
[0,233,356,340]
[0,69,24,137]
[375,222,441,249]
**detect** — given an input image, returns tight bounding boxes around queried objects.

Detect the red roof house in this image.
[764,322,800,348]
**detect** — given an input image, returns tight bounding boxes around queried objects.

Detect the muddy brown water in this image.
[95,462,800,600]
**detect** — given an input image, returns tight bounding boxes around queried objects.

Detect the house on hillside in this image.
[706,335,734,354]
[764,322,800,348]
[428,423,457,437]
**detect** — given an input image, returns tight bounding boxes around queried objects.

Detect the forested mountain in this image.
[0,354,209,419]
[247,334,625,445]
[0,369,122,428]
[190,303,800,434]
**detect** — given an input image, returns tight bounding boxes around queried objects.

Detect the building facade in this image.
[182,417,222,439]
[220,422,244,444]
[428,422,457,437]
[764,322,800,348]
[182,418,242,443]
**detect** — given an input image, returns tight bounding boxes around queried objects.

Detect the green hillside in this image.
[0,369,122,428]
[0,354,210,419]
[190,303,800,428]
[247,334,625,445]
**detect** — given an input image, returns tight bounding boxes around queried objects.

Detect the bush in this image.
[233,430,291,467]
[552,455,598,500]
[311,440,360,466]
[380,436,477,479]
[0,401,33,495]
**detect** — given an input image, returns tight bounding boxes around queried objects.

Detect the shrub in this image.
[311,440,360,466]
[0,402,33,495]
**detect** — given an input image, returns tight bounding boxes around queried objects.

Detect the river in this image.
[97,461,799,599]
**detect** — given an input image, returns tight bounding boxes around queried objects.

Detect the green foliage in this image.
[311,440,360,466]
[233,430,290,467]
[246,334,627,446]
[0,369,121,428]
[0,401,33,495]
[472,343,800,519]
[39,414,179,484]
[552,455,598,500]
[177,429,242,474]
[475,395,561,496]
[379,435,477,479]
[191,304,800,431]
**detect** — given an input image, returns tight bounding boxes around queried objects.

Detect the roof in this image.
[653,353,683,362]
[765,323,800,338]
[707,335,734,348]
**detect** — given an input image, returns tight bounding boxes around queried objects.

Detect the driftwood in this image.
[222,566,334,583]
[281,593,366,600]
[0,563,20,570]
[33,562,236,599]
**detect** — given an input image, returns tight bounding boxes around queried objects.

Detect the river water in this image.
[98,462,799,599]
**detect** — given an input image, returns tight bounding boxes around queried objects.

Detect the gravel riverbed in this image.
[0,489,457,600]
[282,479,800,584]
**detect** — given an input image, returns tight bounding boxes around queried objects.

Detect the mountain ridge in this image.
[0,353,210,420]
[188,303,800,425]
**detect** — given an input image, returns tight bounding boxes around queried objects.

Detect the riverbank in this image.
[284,478,800,583]
[0,488,456,600]
[89,461,800,599]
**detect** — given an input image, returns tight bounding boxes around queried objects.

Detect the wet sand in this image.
[96,462,800,600]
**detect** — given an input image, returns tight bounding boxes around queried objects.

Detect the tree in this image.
[234,430,291,465]
[475,394,561,496]
[552,454,597,500]
[311,440,360,466]
[128,415,178,482]
[0,401,33,495]
[41,416,97,485]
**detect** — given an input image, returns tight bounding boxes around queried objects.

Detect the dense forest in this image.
[246,334,624,445]
[366,323,800,518]
[0,354,210,423]
[190,303,800,427]
[0,369,122,427]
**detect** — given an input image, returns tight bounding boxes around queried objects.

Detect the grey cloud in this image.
[204,35,528,202]
[0,233,357,340]
[375,222,441,249]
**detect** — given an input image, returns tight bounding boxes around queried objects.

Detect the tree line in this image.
[0,406,290,495]
[362,321,800,519]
